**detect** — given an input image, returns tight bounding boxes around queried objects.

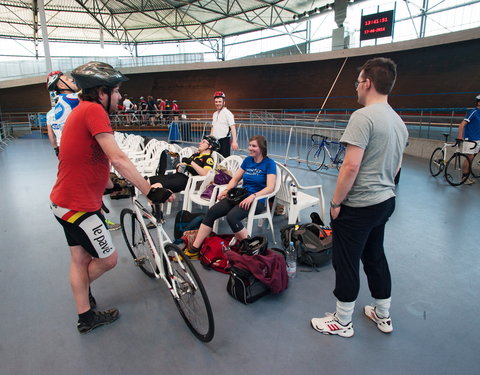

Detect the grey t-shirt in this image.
[340,102,409,207]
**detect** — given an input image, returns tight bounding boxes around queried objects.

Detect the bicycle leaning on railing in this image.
[306,134,346,171]
[429,133,479,186]
[120,186,214,342]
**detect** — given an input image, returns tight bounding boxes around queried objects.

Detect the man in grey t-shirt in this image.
[311,57,408,338]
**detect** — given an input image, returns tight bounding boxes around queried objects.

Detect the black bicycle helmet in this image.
[71,61,128,90]
[226,187,249,205]
[238,236,268,256]
[476,94,480,105]
[203,135,220,151]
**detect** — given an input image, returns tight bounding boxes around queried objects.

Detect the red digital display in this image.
[360,10,395,41]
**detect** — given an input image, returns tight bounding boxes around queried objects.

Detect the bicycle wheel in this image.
[471,152,480,178]
[306,145,326,171]
[429,147,444,176]
[165,244,214,342]
[445,153,470,186]
[120,208,157,278]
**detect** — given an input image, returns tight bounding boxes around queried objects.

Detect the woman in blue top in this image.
[187,135,277,258]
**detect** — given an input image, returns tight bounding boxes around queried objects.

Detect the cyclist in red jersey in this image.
[50,61,172,334]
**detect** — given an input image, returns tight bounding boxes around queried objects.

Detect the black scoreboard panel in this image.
[360,10,395,41]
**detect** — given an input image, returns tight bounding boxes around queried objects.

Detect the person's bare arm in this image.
[95,132,150,195]
[330,144,364,219]
[46,124,58,148]
[457,120,467,139]
[230,124,238,150]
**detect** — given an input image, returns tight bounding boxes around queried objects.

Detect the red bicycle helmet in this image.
[46,71,63,91]
[214,91,226,99]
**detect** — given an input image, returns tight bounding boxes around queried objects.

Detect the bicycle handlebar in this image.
[454,138,478,149]
[311,134,327,142]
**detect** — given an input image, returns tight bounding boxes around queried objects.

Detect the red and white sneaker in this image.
[311,313,354,338]
[364,305,393,333]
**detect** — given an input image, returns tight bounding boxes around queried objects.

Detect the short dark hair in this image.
[78,86,111,102]
[249,135,268,157]
[359,57,397,95]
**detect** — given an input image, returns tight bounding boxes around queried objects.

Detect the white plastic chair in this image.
[183,155,244,212]
[163,146,208,215]
[273,162,326,225]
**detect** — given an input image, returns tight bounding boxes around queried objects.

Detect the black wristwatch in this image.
[330,200,342,208]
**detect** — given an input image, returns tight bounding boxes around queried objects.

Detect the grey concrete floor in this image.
[0,132,479,375]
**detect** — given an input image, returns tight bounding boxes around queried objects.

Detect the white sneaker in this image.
[364,305,393,333]
[464,178,476,185]
[311,313,354,338]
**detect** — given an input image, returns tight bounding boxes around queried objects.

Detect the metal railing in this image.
[0,108,465,160]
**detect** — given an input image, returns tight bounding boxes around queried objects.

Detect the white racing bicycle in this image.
[120,186,214,342]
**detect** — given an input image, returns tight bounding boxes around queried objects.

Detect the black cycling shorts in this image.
[51,203,116,258]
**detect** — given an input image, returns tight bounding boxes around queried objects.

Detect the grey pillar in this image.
[332,0,350,50]
[37,0,52,73]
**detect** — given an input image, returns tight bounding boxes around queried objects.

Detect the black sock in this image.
[78,309,94,323]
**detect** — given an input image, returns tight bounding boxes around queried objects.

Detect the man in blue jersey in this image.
[46,71,79,156]
[457,94,480,185]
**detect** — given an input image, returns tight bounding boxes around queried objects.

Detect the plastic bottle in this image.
[286,241,297,279]
[291,183,298,204]
[221,241,230,255]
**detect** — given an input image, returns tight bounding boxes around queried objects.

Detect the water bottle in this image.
[221,241,230,255]
[286,241,297,279]
[291,183,298,205]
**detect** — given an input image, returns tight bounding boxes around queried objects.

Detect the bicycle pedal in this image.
[134,256,147,266]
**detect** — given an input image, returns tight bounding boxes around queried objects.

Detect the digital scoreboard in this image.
[360,10,395,41]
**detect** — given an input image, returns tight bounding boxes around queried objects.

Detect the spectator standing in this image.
[310,58,408,338]
[122,94,134,125]
[211,91,238,157]
[147,95,158,126]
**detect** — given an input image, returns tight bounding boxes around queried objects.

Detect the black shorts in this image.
[51,203,115,258]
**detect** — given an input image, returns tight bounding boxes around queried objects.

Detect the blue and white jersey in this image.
[51,93,80,146]
[46,108,55,126]
[464,107,480,141]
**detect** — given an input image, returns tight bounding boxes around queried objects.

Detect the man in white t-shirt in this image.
[122,94,134,124]
[211,91,238,157]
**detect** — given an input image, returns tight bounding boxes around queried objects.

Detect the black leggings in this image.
[148,173,189,193]
[202,198,265,233]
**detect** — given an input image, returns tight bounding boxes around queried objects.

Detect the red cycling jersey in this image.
[50,100,112,212]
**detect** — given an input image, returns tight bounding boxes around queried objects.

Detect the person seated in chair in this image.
[186,135,277,258]
[147,135,219,193]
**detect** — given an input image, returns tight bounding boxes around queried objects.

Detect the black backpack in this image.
[173,210,205,241]
[280,221,333,268]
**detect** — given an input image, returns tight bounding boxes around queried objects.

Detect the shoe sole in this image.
[78,314,120,334]
[310,320,354,338]
[364,308,393,334]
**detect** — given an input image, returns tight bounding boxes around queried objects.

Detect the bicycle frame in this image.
[128,191,197,300]
[318,138,344,166]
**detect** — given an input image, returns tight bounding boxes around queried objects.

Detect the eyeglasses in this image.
[354,80,367,88]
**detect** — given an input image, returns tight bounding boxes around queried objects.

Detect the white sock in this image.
[374,297,391,318]
[336,300,355,325]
